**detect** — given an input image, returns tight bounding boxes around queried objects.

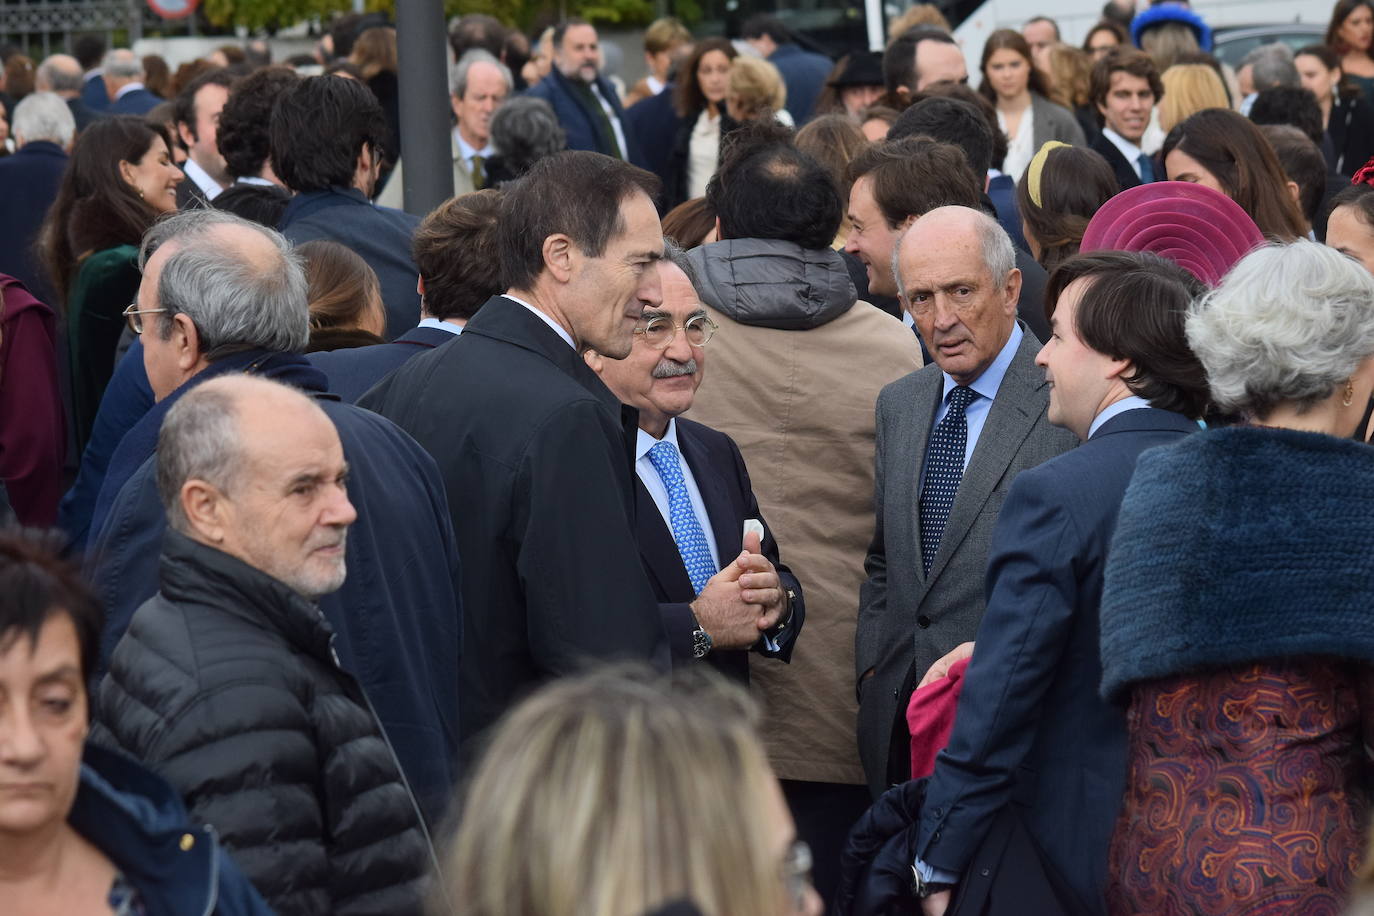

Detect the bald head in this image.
[159,375,355,598]
[36,54,83,96]
[898,206,1021,385]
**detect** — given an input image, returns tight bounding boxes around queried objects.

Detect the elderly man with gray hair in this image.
[102,48,160,114]
[35,53,103,131]
[856,205,1075,798]
[0,92,75,297]
[376,48,513,208]
[1238,42,1299,115]
[95,374,440,916]
[85,207,465,829]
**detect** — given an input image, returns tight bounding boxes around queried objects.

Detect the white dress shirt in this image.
[635,419,722,574]
[1088,395,1152,438]
[504,294,575,350]
[454,130,495,177]
[182,158,224,201]
[1102,127,1147,181]
[114,81,146,100]
[416,317,463,337]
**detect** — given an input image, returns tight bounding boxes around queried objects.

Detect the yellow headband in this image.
[1027,141,1071,209]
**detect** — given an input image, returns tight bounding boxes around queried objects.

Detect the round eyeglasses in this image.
[633,314,718,349]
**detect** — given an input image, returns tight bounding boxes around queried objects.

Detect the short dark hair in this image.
[270,75,391,193]
[449,13,507,60]
[73,34,105,70]
[741,14,791,44]
[1331,182,1374,228]
[706,120,842,249]
[552,18,592,50]
[413,190,505,321]
[1249,86,1324,145]
[883,25,955,97]
[499,150,660,290]
[890,95,995,176]
[213,183,292,227]
[1258,124,1327,226]
[1089,48,1164,125]
[218,66,300,180]
[173,67,236,145]
[1046,251,1211,418]
[846,136,980,228]
[1016,145,1119,273]
[1025,15,1060,38]
[906,81,1008,171]
[0,531,103,688]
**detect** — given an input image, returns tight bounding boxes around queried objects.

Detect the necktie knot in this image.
[947,385,977,414]
[647,440,681,476]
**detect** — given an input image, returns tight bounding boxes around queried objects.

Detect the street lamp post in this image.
[395,0,455,216]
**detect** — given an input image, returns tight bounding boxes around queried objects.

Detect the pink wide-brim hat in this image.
[1079,181,1265,287]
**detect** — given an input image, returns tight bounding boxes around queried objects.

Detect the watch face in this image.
[692,628,712,658]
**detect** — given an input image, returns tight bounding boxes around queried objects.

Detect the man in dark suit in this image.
[0,92,73,301]
[585,246,804,681]
[35,54,103,133]
[741,15,833,124]
[359,151,782,747]
[173,69,235,210]
[1088,48,1163,192]
[73,35,108,113]
[272,76,421,340]
[526,20,645,167]
[902,252,1210,913]
[103,49,161,116]
[311,190,504,401]
[854,206,1076,799]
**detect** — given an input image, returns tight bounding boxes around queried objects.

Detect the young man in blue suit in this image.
[906,252,1212,914]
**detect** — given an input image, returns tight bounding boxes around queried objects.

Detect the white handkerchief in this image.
[743,518,765,546]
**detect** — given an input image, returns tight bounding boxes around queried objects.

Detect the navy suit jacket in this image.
[67,97,104,132]
[624,83,680,195]
[768,43,833,124]
[913,407,1198,914]
[109,87,162,116]
[309,324,458,402]
[81,74,108,112]
[636,417,804,682]
[986,174,1030,255]
[1090,133,1159,193]
[526,69,645,168]
[0,142,67,301]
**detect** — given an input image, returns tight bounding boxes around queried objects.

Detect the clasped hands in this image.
[689,529,786,649]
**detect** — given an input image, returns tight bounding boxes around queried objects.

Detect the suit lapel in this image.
[635,478,696,598]
[677,423,739,566]
[925,331,1047,584]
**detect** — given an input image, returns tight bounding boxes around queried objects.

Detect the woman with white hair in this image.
[438,667,823,916]
[1097,239,1374,914]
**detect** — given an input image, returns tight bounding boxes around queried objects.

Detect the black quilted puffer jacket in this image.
[95,529,439,916]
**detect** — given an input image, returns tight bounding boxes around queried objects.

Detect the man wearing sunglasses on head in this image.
[586,241,805,683]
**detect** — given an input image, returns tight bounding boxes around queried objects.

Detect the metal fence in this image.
[0,0,144,58]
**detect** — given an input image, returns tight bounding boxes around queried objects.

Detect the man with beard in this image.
[527,19,644,165]
[585,242,804,683]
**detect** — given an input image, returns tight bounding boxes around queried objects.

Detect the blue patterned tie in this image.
[919,386,978,575]
[647,441,717,594]
[1138,153,1155,183]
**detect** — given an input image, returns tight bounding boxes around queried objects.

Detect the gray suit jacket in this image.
[854,325,1076,797]
[1030,92,1087,150]
[374,136,476,210]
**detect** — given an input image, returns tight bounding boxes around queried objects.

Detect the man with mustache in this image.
[855,206,1075,800]
[585,244,804,682]
[526,18,644,165]
[96,375,438,916]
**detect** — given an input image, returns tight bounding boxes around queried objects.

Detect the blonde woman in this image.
[728,56,792,126]
[1158,63,1229,133]
[440,668,823,916]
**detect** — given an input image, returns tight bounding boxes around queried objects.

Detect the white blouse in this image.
[998,106,1035,181]
[687,109,722,201]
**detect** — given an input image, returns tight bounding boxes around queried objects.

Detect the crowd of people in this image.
[2,2,1374,914]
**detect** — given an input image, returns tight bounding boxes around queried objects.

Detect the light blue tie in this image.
[647,441,717,594]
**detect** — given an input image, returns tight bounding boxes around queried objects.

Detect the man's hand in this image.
[691,559,768,650]
[739,529,787,630]
[917,642,974,689]
[921,889,952,916]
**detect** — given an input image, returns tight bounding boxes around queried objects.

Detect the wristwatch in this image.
[911,867,954,899]
[692,625,713,658]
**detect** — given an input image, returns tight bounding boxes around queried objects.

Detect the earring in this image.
[1344,380,1355,407]
[137,187,145,200]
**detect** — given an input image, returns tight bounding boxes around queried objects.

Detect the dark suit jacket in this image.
[768,43,833,124]
[915,407,1198,914]
[358,296,670,747]
[636,417,804,681]
[625,84,680,194]
[81,73,108,112]
[854,326,1077,797]
[67,96,103,132]
[109,87,162,116]
[0,141,67,302]
[1090,133,1157,193]
[175,177,212,211]
[526,69,645,168]
[986,174,1031,255]
[309,324,457,402]
[278,187,422,340]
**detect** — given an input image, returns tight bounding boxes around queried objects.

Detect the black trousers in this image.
[782,779,874,909]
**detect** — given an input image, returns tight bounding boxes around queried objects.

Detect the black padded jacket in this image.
[95,530,438,916]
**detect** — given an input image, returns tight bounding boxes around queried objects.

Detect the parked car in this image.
[1212,23,1326,67]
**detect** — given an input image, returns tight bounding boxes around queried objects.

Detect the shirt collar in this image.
[114,81,145,99]
[941,323,1023,405]
[635,417,680,460]
[504,294,576,350]
[416,317,463,336]
[1088,394,1152,439]
[235,175,277,187]
[453,129,494,163]
[182,158,224,199]
[1102,127,1144,164]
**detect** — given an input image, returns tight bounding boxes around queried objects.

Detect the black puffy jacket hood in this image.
[685,238,858,330]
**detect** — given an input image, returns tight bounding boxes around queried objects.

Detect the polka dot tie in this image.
[919,386,978,575]
[647,441,717,595]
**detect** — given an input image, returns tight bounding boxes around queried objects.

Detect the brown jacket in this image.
[686,238,923,784]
